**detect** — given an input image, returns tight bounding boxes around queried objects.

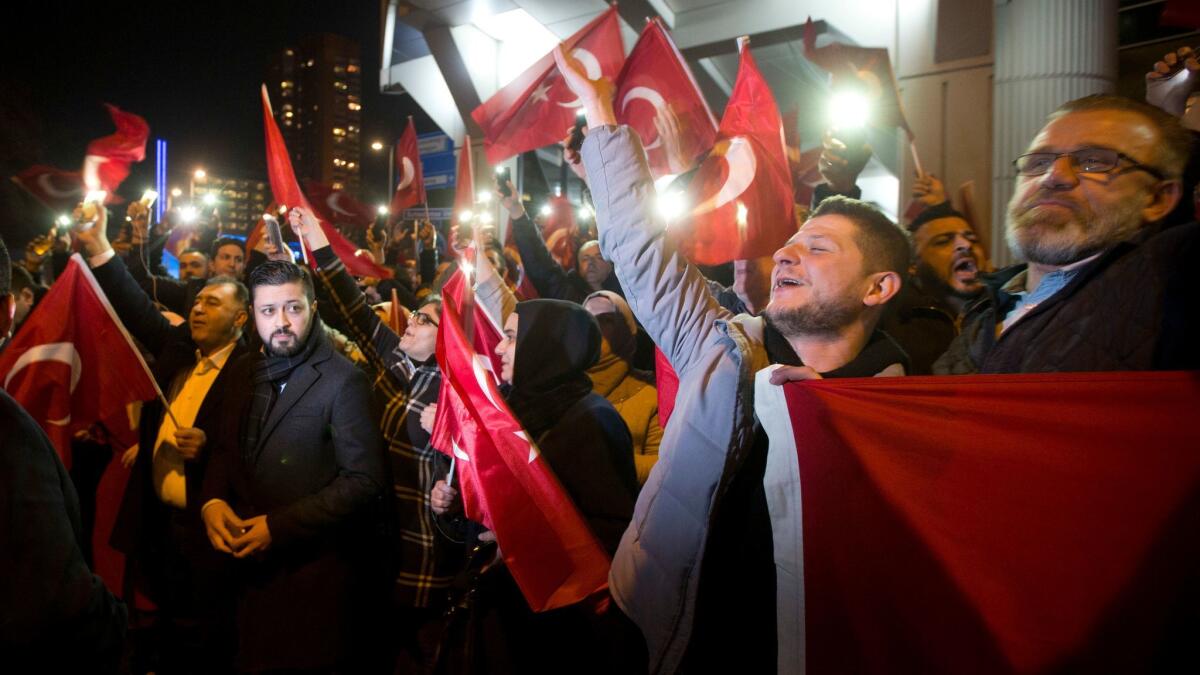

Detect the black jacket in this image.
[0,390,127,673]
[93,256,249,564]
[934,222,1200,374]
[201,334,388,672]
[881,280,959,375]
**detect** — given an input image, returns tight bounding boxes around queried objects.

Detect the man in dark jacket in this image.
[935,94,1199,374]
[201,259,388,672]
[74,206,249,673]
[0,237,127,674]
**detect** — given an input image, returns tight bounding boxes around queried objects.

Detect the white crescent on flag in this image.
[36,173,83,199]
[396,156,415,191]
[558,48,603,108]
[621,86,667,150]
[326,192,356,218]
[4,342,83,427]
[690,136,757,217]
[452,438,471,462]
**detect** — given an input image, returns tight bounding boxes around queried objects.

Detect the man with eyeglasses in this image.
[935,94,1199,374]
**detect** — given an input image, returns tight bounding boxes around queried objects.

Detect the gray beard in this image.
[764,292,860,339]
[1006,196,1143,266]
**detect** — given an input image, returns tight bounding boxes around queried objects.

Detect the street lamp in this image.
[370,140,384,152]
[190,167,207,200]
[370,139,396,211]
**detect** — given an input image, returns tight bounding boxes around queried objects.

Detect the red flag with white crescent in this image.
[0,255,159,465]
[10,165,86,213]
[451,135,476,244]
[756,369,1200,673]
[261,85,392,278]
[614,18,718,178]
[471,6,624,164]
[391,117,426,214]
[83,104,150,199]
[430,268,610,611]
[304,179,375,231]
[680,40,794,265]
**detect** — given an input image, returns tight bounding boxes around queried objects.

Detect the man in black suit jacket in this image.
[201,259,388,673]
[0,236,127,673]
[74,212,249,673]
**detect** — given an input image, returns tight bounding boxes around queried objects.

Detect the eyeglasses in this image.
[1013,147,1166,181]
[409,311,438,327]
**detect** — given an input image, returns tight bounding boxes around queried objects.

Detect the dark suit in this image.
[203,334,388,672]
[0,389,127,673]
[92,254,244,672]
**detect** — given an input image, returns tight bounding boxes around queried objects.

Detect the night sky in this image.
[1,0,431,243]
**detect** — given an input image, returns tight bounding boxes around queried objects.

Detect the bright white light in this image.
[142,189,158,207]
[477,191,492,204]
[459,210,474,223]
[460,258,475,277]
[202,193,218,206]
[478,211,494,225]
[577,206,592,221]
[170,187,183,197]
[180,206,198,223]
[736,202,749,226]
[539,204,553,217]
[56,214,72,226]
[370,140,384,151]
[656,191,686,222]
[377,205,389,216]
[84,190,107,204]
[494,165,507,175]
[829,90,870,130]
[193,168,206,179]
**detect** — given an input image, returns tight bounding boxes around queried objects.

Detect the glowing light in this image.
[478,211,494,225]
[494,165,507,175]
[141,189,159,207]
[180,206,198,223]
[477,191,492,204]
[170,187,183,197]
[829,90,870,130]
[539,204,553,217]
[56,214,72,227]
[84,190,107,204]
[656,191,686,222]
[736,202,748,226]
[577,205,593,221]
[370,140,384,151]
[193,168,206,179]
[202,193,218,206]
[377,205,389,216]
[459,210,474,223]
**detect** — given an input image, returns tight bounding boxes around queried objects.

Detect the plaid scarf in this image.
[243,314,326,463]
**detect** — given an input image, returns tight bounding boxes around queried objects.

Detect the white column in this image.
[991,0,1117,266]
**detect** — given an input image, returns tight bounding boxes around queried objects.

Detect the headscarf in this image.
[584,290,637,364]
[505,299,601,437]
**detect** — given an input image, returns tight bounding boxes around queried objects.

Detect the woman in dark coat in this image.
[432,299,643,674]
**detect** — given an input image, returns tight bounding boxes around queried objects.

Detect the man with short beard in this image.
[935,94,1199,374]
[557,38,915,672]
[199,260,388,672]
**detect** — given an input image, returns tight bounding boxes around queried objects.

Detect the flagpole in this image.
[909,138,925,178]
[447,456,456,485]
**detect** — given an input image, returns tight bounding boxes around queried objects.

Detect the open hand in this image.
[552,45,616,129]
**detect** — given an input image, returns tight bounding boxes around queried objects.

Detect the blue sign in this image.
[418,131,456,190]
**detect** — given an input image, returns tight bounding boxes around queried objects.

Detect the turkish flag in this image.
[83,104,150,198]
[304,179,375,231]
[0,255,159,466]
[680,39,794,265]
[756,369,1200,674]
[10,165,85,213]
[803,18,913,139]
[388,287,408,336]
[471,6,624,164]
[261,86,392,278]
[452,135,476,239]
[653,347,678,428]
[390,117,426,214]
[614,18,718,178]
[431,268,610,611]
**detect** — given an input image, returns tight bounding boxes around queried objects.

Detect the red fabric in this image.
[1161,0,1200,30]
[541,195,579,272]
[471,7,624,164]
[653,347,677,428]
[304,180,374,231]
[11,165,85,212]
[0,255,159,465]
[802,18,912,138]
[431,269,610,611]
[260,86,392,278]
[388,288,407,336]
[452,135,475,239]
[681,41,793,265]
[390,117,426,213]
[614,18,717,178]
[83,104,149,199]
[774,371,1200,673]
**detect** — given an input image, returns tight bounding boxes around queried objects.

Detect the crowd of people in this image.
[2,40,1199,675]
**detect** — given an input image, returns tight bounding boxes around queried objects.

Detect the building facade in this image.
[191,172,269,234]
[267,33,364,195]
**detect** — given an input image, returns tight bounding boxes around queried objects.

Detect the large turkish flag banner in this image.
[0,255,158,465]
[390,117,427,214]
[756,369,1200,674]
[11,165,86,213]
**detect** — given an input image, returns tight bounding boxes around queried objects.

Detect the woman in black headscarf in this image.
[431,298,643,674]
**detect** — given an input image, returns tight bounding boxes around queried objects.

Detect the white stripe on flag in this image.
[756,365,806,675]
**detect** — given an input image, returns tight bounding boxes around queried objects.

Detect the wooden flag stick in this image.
[447,456,456,485]
[909,138,925,178]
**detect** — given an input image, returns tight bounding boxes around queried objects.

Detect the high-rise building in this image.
[266,34,363,196]
[191,172,269,235]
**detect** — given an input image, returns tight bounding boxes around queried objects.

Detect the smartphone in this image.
[495,165,512,197]
[567,112,587,153]
[263,214,286,255]
[140,189,159,209]
[76,190,108,230]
